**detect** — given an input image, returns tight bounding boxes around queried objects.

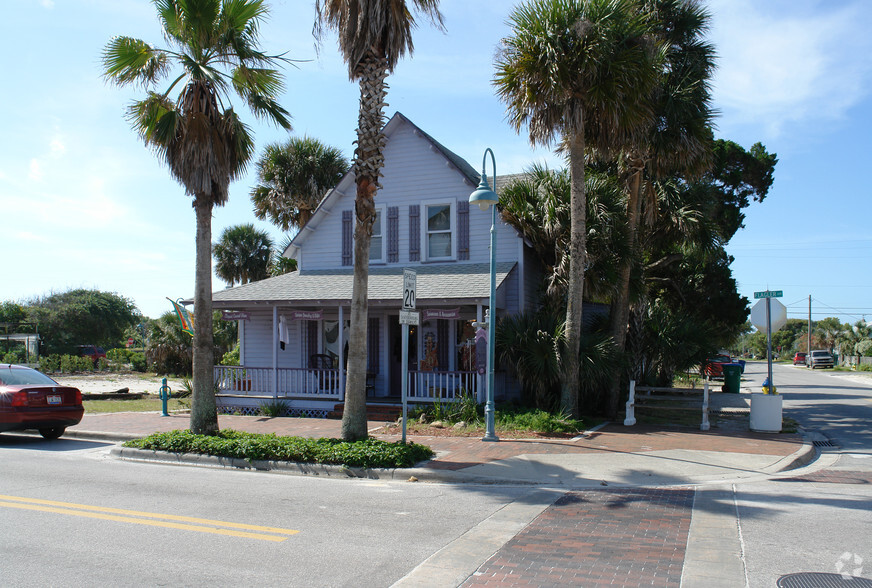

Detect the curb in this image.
[108,446,539,485]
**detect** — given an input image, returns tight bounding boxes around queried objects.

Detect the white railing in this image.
[214,366,342,400]
[407,370,478,402]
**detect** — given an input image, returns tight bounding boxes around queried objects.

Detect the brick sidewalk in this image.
[462,488,694,587]
[73,414,802,473]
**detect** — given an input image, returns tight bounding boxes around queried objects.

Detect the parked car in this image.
[701,354,732,378]
[793,352,807,366]
[808,350,834,369]
[77,344,106,364]
[0,364,84,439]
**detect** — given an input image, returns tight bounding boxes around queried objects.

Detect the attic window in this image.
[424,201,455,260]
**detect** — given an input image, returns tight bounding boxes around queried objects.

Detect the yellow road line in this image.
[0,495,298,541]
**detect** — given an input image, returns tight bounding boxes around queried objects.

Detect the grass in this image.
[84,396,189,414]
[124,429,434,468]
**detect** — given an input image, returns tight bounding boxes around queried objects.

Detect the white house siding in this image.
[293,119,519,272]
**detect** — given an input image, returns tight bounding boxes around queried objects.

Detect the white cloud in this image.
[709,0,872,138]
[40,0,54,8]
[28,159,42,181]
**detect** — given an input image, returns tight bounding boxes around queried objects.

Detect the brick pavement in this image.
[73,414,803,473]
[462,488,694,587]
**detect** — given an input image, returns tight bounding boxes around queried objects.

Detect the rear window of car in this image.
[0,367,59,386]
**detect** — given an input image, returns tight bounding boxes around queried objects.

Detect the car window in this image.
[0,367,58,386]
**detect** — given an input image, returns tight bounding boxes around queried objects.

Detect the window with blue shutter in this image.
[387,206,399,263]
[409,205,420,262]
[457,201,469,260]
[342,210,352,266]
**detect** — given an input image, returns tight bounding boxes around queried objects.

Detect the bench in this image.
[624,380,710,431]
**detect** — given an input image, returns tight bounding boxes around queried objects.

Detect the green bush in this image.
[2,350,23,364]
[494,407,583,434]
[124,429,434,469]
[39,355,61,372]
[221,346,240,366]
[58,354,94,373]
[130,352,147,372]
[107,348,133,362]
[258,399,289,417]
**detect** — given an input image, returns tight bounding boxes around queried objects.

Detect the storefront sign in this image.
[422,308,460,320]
[291,310,323,320]
[221,310,251,321]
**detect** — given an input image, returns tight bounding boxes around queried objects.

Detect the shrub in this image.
[106,348,132,362]
[59,354,94,373]
[130,352,147,372]
[39,355,61,373]
[221,346,240,366]
[258,399,289,417]
[124,429,434,469]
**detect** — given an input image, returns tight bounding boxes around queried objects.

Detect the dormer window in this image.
[424,201,455,260]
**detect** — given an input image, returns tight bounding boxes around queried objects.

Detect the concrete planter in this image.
[750,393,783,433]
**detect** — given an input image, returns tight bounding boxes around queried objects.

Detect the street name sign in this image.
[399,309,419,325]
[754,290,783,299]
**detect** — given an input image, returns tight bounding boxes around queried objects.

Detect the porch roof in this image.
[211,262,517,308]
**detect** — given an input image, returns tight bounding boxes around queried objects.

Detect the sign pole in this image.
[400,268,417,444]
[402,323,408,443]
[766,297,774,392]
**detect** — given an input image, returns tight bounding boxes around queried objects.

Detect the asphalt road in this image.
[0,436,533,587]
[734,361,872,587]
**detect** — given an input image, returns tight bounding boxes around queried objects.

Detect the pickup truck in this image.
[808,350,834,369]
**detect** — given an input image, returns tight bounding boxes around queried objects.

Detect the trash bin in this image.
[722,364,742,393]
[736,359,746,373]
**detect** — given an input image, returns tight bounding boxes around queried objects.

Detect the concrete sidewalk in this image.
[68,403,815,488]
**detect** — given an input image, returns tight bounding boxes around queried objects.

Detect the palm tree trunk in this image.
[606,161,644,417]
[562,131,587,418]
[341,53,387,441]
[190,196,218,435]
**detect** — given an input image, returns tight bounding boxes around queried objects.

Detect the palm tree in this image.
[270,235,299,276]
[495,0,663,417]
[315,0,444,441]
[103,0,291,435]
[251,136,350,232]
[213,224,275,287]
[606,0,715,416]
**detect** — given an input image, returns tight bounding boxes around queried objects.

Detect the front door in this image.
[388,316,417,398]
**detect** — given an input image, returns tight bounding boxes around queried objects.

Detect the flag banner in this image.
[167,298,195,336]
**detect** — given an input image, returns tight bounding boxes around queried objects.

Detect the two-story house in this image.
[211,113,543,417]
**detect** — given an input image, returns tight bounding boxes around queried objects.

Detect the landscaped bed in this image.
[124,429,435,469]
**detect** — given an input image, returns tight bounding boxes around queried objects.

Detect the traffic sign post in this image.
[400,269,416,443]
[752,291,784,394]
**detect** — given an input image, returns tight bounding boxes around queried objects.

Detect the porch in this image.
[214,365,481,417]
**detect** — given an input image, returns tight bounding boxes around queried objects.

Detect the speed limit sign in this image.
[402,268,416,310]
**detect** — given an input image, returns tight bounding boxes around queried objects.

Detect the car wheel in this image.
[39,427,66,440]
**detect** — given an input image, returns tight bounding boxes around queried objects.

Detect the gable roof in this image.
[283,112,525,260]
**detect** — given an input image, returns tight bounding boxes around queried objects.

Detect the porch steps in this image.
[328,402,402,422]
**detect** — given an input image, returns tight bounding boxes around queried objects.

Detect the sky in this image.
[2,0,871,325]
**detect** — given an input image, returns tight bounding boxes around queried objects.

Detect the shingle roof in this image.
[212,262,517,307]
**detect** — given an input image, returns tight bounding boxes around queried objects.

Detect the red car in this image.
[793,352,807,366]
[701,354,732,378]
[0,364,84,439]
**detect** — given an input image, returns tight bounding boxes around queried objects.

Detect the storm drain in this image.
[777,572,872,587]
[813,439,838,448]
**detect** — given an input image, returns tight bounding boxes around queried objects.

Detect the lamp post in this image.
[469,148,499,442]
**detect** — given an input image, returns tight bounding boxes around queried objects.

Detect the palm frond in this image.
[103,36,169,87]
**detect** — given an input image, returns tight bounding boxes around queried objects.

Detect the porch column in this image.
[338,304,345,401]
[476,303,484,403]
[272,306,278,398]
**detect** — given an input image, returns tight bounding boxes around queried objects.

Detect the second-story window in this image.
[369,206,385,262]
[425,202,454,260]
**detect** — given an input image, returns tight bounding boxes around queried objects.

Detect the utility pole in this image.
[808,295,812,354]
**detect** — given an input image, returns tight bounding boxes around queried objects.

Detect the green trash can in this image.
[722,364,742,393]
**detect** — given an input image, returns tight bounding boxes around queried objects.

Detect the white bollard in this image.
[624,379,637,426]
[700,380,710,431]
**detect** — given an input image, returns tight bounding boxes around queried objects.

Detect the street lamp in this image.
[469,148,499,442]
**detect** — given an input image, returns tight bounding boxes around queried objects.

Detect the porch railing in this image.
[214,365,342,400]
[407,370,478,402]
